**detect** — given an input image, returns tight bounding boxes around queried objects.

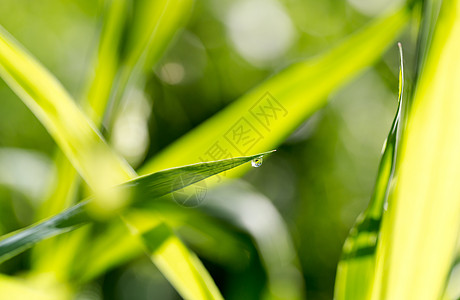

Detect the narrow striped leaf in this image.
[334,43,405,300]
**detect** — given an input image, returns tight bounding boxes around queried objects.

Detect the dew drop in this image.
[251,156,263,168]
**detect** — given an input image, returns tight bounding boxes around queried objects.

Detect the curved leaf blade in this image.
[0,152,272,264]
[334,43,405,300]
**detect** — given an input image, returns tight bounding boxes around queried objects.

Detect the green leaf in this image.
[0,152,272,264]
[371,0,460,298]
[334,43,405,300]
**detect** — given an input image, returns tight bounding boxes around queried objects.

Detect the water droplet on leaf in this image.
[251,157,263,168]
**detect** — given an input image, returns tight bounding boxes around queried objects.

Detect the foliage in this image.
[1,0,458,299]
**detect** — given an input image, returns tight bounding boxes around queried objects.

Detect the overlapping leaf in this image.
[371,0,460,298]
[0,19,225,300]
[82,6,410,283]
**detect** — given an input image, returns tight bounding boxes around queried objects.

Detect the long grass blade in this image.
[0,153,271,264]
[334,43,405,300]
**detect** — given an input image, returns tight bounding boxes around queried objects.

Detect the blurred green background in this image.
[0,0,413,299]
